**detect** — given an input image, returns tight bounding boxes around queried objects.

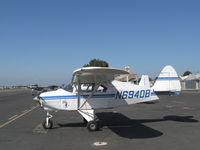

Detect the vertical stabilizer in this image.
[139,75,150,88]
[152,65,181,95]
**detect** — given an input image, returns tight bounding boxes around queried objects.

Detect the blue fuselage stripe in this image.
[155,91,181,95]
[157,77,179,80]
[41,94,116,100]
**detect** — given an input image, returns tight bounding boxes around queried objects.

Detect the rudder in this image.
[152,65,181,95]
[139,75,150,88]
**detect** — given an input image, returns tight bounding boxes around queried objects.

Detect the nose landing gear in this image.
[42,112,53,129]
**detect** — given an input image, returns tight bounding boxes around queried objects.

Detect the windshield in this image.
[64,84,73,92]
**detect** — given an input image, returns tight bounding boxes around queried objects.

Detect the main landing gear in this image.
[78,109,99,131]
[42,112,53,129]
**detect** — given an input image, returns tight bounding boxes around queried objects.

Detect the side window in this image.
[97,85,107,92]
[81,84,95,92]
[81,83,108,93]
[80,84,107,93]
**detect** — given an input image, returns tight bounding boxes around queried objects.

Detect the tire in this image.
[42,119,53,129]
[87,121,99,131]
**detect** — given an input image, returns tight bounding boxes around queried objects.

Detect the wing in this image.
[72,67,129,84]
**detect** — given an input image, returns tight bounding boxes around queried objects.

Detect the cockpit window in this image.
[65,83,108,93]
[81,84,95,92]
[81,84,107,93]
[100,85,107,92]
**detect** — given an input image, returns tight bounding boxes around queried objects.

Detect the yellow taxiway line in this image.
[0,105,39,129]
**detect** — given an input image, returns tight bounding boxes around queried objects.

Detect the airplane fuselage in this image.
[37,81,158,111]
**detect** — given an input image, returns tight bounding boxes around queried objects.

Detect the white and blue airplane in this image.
[34,65,181,131]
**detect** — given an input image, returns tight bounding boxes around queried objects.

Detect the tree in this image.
[183,71,192,76]
[83,59,109,67]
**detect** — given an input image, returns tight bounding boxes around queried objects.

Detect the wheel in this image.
[42,119,53,129]
[87,121,99,131]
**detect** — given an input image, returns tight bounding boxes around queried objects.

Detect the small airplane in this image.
[34,65,181,131]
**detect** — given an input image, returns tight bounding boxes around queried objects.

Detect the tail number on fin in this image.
[116,90,151,99]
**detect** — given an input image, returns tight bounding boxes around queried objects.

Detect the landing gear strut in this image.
[42,112,53,129]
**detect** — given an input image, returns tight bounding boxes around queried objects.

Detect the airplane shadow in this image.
[96,113,198,139]
[58,112,198,139]
[96,112,163,139]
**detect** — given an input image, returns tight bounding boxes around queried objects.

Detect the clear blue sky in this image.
[0,0,199,86]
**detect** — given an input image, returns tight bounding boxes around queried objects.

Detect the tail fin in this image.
[152,65,181,95]
[139,75,150,88]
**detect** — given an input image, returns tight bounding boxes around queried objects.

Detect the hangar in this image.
[181,74,200,90]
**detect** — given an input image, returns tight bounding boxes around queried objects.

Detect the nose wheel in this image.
[43,119,53,129]
[42,112,53,129]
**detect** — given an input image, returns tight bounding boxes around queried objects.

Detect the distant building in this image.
[115,74,137,83]
[181,74,200,90]
[115,66,138,83]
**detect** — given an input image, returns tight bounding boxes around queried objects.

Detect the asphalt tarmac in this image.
[0,89,200,150]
